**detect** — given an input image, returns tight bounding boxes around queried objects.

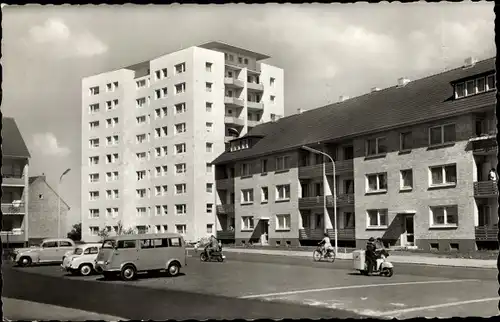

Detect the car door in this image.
[58,240,75,261]
[84,246,99,267]
[39,241,59,261]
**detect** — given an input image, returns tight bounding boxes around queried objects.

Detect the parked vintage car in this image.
[61,243,101,276]
[13,238,76,267]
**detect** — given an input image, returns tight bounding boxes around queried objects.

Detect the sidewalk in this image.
[2,297,126,321]
[220,248,497,269]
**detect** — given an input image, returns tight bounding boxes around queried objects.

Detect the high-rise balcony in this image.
[224,116,245,127]
[224,97,245,108]
[216,204,235,214]
[215,178,235,190]
[1,202,26,215]
[217,230,235,240]
[474,225,498,241]
[247,120,263,128]
[1,230,26,244]
[298,160,354,179]
[2,172,25,187]
[224,78,245,88]
[247,101,264,111]
[247,82,264,91]
[298,228,355,240]
[473,181,498,198]
[225,136,238,143]
[298,194,354,209]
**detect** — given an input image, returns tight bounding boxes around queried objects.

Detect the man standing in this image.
[366,237,377,275]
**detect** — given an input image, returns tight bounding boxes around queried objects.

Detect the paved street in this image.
[3,251,499,319]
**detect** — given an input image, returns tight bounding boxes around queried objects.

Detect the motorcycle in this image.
[313,244,336,262]
[353,249,394,277]
[200,246,226,262]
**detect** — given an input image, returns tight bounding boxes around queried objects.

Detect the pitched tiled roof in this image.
[213,57,496,165]
[2,117,31,158]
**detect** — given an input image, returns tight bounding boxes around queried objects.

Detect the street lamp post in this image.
[301,146,337,255]
[58,168,71,239]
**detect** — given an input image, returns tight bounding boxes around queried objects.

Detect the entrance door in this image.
[402,216,415,246]
[260,220,269,245]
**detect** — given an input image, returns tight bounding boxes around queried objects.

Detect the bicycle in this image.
[313,245,336,262]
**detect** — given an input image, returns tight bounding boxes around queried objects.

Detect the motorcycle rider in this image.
[207,235,220,260]
[365,237,377,275]
[319,233,334,257]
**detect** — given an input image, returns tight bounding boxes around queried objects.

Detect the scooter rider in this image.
[207,235,220,260]
[365,237,377,275]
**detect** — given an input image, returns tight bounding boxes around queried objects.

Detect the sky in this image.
[1,3,495,231]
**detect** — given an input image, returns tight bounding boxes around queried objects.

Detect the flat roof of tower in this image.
[198,41,271,61]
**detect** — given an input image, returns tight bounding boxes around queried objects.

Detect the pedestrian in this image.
[488,168,497,181]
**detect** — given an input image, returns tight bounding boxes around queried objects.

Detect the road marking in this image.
[239,279,481,299]
[379,297,500,317]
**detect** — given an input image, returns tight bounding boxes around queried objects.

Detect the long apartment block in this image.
[81,41,284,243]
[1,117,31,247]
[212,57,497,253]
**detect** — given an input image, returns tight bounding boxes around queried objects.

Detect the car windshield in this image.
[74,248,83,255]
[102,240,115,249]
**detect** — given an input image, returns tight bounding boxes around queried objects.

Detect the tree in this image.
[67,223,82,241]
[116,220,135,235]
[97,228,109,241]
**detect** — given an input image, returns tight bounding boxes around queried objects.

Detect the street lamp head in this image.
[62,168,71,176]
[301,145,318,153]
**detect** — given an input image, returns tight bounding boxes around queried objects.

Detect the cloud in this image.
[32,132,71,157]
[27,18,107,58]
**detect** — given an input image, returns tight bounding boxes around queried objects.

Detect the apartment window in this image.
[89,191,99,201]
[89,138,99,148]
[260,159,268,173]
[106,153,119,164]
[206,102,212,112]
[136,97,146,108]
[136,207,147,217]
[175,63,186,74]
[176,204,187,215]
[240,163,250,176]
[89,86,99,95]
[155,205,162,216]
[175,83,186,94]
[89,156,99,166]
[155,70,161,80]
[238,57,243,64]
[136,79,146,88]
[113,189,119,199]
[430,205,458,227]
[430,164,457,186]
[175,143,186,154]
[206,143,213,152]
[136,189,147,198]
[175,184,187,195]
[429,124,456,146]
[89,173,99,183]
[343,146,354,160]
[136,134,147,144]
[106,171,119,182]
[276,184,291,201]
[136,152,147,161]
[106,100,118,110]
[206,163,212,173]
[206,82,213,92]
[270,95,275,103]
[276,214,291,230]
[162,87,168,97]
[400,132,413,151]
[366,173,388,192]
[175,123,186,134]
[241,189,254,204]
[206,183,213,193]
[176,163,186,174]
[366,137,387,156]
[400,169,413,190]
[176,224,187,234]
[241,216,254,230]
[205,62,212,72]
[206,203,213,213]
[228,54,234,61]
[175,103,186,114]
[487,74,496,91]
[206,122,213,132]
[206,224,213,234]
[106,117,118,128]
[367,209,388,228]
[136,170,146,181]
[261,187,268,203]
[455,83,465,98]
[106,135,119,146]
[275,156,291,171]
[89,209,100,219]
[136,115,147,125]
[270,77,275,87]
[89,121,99,130]
[155,107,168,119]
[89,103,100,114]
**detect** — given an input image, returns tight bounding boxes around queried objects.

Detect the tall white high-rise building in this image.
[81,41,284,242]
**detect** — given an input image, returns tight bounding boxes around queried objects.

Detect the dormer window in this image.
[454,73,495,99]
[230,138,251,152]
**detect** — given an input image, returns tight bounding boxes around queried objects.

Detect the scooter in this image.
[200,246,226,262]
[353,249,394,277]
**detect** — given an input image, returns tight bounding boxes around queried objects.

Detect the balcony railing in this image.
[299,194,354,209]
[217,230,235,240]
[224,97,245,107]
[1,230,26,244]
[473,181,499,197]
[225,136,237,143]
[247,120,263,128]
[215,178,235,190]
[298,228,324,240]
[1,202,26,214]
[2,174,25,186]
[327,228,355,240]
[247,101,264,110]
[224,77,245,88]
[298,228,355,240]
[299,160,354,179]
[224,116,245,127]
[475,226,498,241]
[247,82,264,91]
[216,204,235,214]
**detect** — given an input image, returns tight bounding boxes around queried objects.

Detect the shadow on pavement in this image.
[95,271,186,281]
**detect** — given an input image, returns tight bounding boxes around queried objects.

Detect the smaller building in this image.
[28,175,70,244]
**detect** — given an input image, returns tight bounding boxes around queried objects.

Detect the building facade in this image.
[1,117,31,248]
[28,175,70,244]
[81,41,284,242]
[213,57,497,252]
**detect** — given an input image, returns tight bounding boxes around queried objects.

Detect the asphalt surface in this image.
[3,251,499,319]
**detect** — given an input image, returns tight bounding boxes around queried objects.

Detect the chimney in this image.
[339,95,350,102]
[371,87,381,93]
[297,108,305,114]
[463,56,477,68]
[397,77,410,87]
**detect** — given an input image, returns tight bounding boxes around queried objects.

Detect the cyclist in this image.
[318,233,334,257]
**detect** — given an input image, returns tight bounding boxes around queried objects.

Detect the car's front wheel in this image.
[120,265,137,281]
[18,256,32,267]
[79,264,93,276]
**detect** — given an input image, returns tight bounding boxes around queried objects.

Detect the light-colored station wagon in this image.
[95,233,187,281]
[13,238,76,267]
[61,243,102,276]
